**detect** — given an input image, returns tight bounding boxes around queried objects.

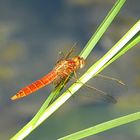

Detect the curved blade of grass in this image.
[27,20,140,135]
[59,112,140,140]
[80,0,126,59]
[32,84,64,125]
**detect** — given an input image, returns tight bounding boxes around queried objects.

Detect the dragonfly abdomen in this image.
[11,71,57,100]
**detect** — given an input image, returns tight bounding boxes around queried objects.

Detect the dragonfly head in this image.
[73,56,85,69]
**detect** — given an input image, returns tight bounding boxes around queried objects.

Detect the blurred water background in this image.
[0,0,140,139]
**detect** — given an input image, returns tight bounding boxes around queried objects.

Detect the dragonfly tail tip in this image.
[11,95,17,100]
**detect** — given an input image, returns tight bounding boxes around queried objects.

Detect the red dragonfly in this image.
[11,48,85,100]
[11,47,119,103]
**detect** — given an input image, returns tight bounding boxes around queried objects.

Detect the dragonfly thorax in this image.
[54,56,85,78]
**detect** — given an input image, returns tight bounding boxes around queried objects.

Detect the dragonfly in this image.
[11,47,85,100]
[11,47,119,103]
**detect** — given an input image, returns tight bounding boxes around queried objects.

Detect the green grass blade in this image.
[80,0,126,59]
[32,85,63,125]
[59,112,140,140]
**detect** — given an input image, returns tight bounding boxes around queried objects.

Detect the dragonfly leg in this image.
[71,71,117,104]
[97,74,125,85]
